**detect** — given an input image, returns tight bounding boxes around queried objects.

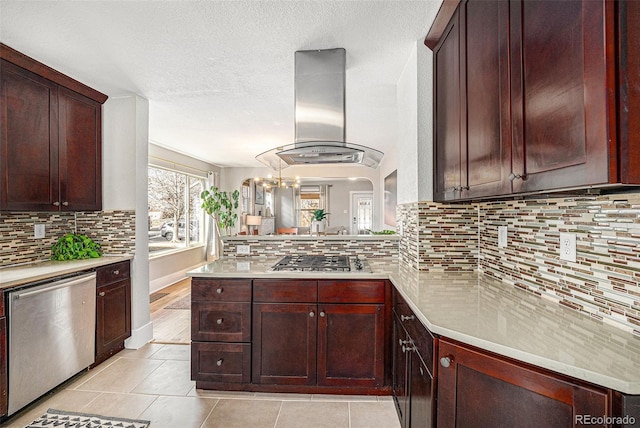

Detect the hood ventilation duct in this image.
[256,48,383,169]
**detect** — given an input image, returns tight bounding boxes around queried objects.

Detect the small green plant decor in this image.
[51,233,102,261]
[311,209,328,234]
[311,209,328,222]
[201,186,240,235]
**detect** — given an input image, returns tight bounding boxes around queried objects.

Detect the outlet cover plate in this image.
[237,244,250,255]
[34,224,45,239]
[559,233,576,262]
[498,226,508,248]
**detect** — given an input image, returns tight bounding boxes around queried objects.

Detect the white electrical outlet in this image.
[34,224,45,239]
[498,226,508,248]
[559,233,577,262]
[237,244,250,255]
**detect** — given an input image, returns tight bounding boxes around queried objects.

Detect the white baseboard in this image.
[124,321,154,349]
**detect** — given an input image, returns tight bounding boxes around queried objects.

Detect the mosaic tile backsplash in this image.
[222,237,399,259]
[0,211,135,266]
[398,192,640,335]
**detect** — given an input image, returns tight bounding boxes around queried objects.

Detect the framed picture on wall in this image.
[384,170,397,227]
[255,185,264,205]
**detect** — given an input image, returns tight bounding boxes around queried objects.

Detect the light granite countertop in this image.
[188,257,640,395]
[0,255,134,289]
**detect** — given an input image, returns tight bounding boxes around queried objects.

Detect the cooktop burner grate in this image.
[270,255,368,272]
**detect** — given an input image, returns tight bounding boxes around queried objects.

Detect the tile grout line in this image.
[272,400,285,428]
[198,396,221,428]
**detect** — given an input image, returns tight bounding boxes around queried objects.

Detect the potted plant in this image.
[201,187,240,236]
[311,208,328,234]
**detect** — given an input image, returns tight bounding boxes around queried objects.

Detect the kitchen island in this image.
[189,256,640,425]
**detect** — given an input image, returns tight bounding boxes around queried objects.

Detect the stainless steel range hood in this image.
[256,48,383,169]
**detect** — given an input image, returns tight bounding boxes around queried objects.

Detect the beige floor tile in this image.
[350,401,402,428]
[276,401,349,428]
[138,396,218,428]
[2,389,101,428]
[189,388,257,399]
[79,392,158,420]
[131,360,194,396]
[202,399,282,428]
[148,343,191,361]
[117,343,166,359]
[74,357,164,393]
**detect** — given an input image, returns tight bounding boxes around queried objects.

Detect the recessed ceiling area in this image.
[0,1,441,167]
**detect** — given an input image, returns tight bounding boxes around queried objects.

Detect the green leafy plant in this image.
[367,229,396,235]
[311,209,328,222]
[51,233,102,261]
[201,186,240,235]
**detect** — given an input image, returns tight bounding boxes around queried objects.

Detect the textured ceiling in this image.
[1,1,441,167]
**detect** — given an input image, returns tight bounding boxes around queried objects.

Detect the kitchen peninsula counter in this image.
[0,255,133,289]
[189,257,640,394]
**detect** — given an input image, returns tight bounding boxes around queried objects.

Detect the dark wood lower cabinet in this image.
[0,293,6,417]
[191,342,251,384]
[437,339,612,428]
[94,262,131,366]
[252,302,317,386]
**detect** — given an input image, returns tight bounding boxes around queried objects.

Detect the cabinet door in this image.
[0,60,59,211]
[392,315,410,428]
[58,87,102,211]
[252,303,317,386]
[95,279,131,363]
[317,303,384,387]
[462,0,512,198]
[0,317,6,417]
[433,8,462,201]
[510,0,614,193]
[408,351,434,428]
[437,339,611,428]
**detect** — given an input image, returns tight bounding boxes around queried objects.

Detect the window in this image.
[148,166,205,254]
[299,186,321,227]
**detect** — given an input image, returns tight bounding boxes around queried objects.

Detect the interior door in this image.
[350,191,373,234]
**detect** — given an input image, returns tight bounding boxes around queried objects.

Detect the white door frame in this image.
[349,191,373,235]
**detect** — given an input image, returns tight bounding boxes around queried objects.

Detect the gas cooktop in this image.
[270,255,371,273]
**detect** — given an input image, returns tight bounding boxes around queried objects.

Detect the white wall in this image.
[103,94,153,349]
[149,247,205,293]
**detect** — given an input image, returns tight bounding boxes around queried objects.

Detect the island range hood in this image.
[256,48,383,169]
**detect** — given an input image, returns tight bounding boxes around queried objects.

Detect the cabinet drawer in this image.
[192,302,251,342]
[96,261,130,286]
[191,342,251,384]
[253,279,317,303]
[192,279,251,302]
[394,292,435,375]
[318,280,385,303]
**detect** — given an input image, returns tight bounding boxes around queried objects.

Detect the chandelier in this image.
[254,158,300,189]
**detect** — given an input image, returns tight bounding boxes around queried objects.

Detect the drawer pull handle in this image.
[309,311,315,318]
[216,318,223,325]
[400,314,415,322]
[53,202,60,207]
[440,356,452,368]
[216,358,224,366]
[62,201,69,206]
[113,270,120,275]
[216,288,223,294]
[99,292,105,297]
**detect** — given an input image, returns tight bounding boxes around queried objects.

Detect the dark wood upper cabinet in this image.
[0,44,106,211]
[428,0,639,201]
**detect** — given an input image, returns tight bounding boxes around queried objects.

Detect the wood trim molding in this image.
[0,43,108,104]
[424,0,461,50]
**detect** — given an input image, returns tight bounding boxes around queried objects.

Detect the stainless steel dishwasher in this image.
[7,271,96,415]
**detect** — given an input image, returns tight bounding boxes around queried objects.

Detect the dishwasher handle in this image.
[13,272,97,300]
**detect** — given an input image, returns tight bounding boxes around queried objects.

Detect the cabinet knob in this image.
[400,314,415,322]
[216,318,223,325]
[53,202,60,207]
[216,288,223,294]
[62,201,69,206]
[440,356,452,368]
[309,311,315,318]
[113,270,119,275]
[99,292,105,297]
[399,339,409,346]
[402,345,415,353]
[320,311,326,317]
[216,358,224,366]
